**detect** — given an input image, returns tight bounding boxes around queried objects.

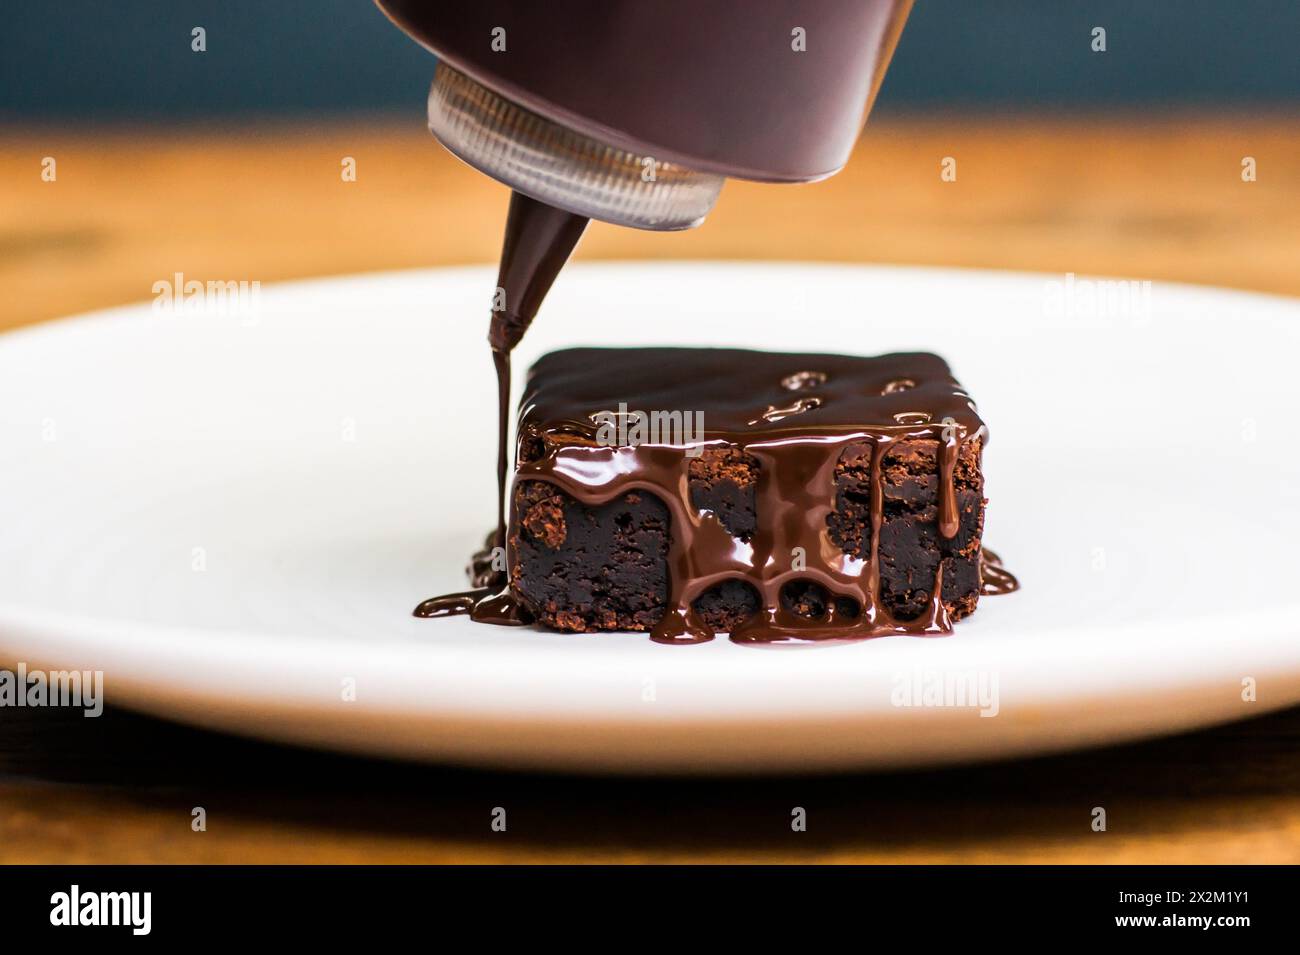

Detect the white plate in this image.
[1,263,1298,773]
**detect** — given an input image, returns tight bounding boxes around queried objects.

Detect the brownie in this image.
[832,437,985,621]
[511,481,670,632]
[507,347,990,643]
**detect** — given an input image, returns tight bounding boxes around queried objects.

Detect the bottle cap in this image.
[428,62,724,231]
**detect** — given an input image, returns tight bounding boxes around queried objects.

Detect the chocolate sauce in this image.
[412,533,525,623]
[414,191,586,624]
[508,348,1015,644]
[488,192,589,543]
[979,548,1021,596]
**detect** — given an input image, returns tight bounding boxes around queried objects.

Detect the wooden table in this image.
[2,117,1298,863]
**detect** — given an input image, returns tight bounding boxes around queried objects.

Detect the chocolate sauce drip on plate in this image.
[979,547,1021,596]
[413,533,530,624]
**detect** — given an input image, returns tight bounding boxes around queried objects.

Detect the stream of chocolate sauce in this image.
[413,191,588,624]
[414,194,1019,641]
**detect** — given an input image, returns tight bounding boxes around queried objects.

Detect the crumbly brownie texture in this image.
[511,481,666,631]
[832,437,985,620]
[688,447,758,540]
[511,449,767,633]
[511,436,985,633]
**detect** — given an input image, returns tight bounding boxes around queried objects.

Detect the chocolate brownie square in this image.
[508,348,989,644]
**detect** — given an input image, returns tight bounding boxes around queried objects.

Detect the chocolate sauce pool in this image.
[415,193,1018,641]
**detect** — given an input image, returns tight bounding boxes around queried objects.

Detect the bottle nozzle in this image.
[428,62,724,231]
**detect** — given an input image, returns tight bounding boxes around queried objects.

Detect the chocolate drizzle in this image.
[413,190,587,624]
[487,191,590,548]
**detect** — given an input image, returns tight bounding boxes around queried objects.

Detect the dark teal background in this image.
[2,1,1297,120]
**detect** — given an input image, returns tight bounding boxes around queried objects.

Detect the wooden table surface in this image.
[2,116,1298,863]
